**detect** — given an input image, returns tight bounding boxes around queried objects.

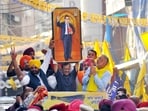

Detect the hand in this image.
[90,66,96,76]
[34,86,46,94]
[69,31,73,35]
[113,67,119,75]
[75,63,79,72]
[68,27,73,34]
[53,64,58,73]
[10,46,17,60]
[41,49,47,55]
[57,16,60,21]
[49,39,54,49]
[111,67,118,83]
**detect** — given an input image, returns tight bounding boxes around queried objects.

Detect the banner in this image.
[16,0,148,27]
[43,91,107,110]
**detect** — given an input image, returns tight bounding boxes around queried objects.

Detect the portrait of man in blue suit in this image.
[57,15,75,61]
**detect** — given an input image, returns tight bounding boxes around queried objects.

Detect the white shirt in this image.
[20,48,53,86]
[65,23,69,35]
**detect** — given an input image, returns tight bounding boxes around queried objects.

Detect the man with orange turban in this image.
[7,46,35,77]
[10,40,55,91]
[19,55,32,70]
[7,55,32,77]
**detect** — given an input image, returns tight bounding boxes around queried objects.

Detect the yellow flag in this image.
[124,44,131,62]
[123,75,131,95]
[8,77,17,90]
[140,32,148,51]
[123,44,131,95]
[118,70,131,95]
[93,41,101,57]
[143,92,148,101]
[102,41,115,73]
[134,61,146,101]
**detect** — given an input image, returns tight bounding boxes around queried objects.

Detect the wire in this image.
[0,1,33,13]
[0,1,54,14]
[0,1,28,10]
[0,6,28,10]
[0,7,32,14]
[0,2,19,5]
[0,17,51,27]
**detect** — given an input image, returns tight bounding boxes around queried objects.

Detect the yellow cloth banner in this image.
[43,91,107,110]
[18,0,148,27]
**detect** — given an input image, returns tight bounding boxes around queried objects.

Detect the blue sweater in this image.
[55,68,77,91]
[27,69,52,91]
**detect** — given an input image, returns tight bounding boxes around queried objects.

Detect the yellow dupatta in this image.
[86,64,110,92]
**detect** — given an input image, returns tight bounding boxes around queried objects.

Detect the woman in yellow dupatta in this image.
[82,54,111,92]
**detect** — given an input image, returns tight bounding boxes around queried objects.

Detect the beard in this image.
[24,67,30,71]
[30,70,39,75]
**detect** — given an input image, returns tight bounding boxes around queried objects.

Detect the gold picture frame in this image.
[52,7,82,62]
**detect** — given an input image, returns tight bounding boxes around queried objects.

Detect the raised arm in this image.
[40,40,55,74]
[56,16,61,27]
[10,47,25,81]
[7,61,16,77]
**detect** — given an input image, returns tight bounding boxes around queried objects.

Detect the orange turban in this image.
[19,55,32,69]
[77,71,84,84]
[29,59,41,69]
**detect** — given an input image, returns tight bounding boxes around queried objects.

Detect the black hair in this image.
[116,87,128,99]
[117,87,127,95]
[88,49,97,56]
[116,94,128,99]
[64,14,69,19]
[61,62,70,69]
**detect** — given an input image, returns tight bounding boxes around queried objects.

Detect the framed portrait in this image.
[52,7,82,62]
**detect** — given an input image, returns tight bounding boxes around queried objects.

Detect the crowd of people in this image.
[5,39,148,111]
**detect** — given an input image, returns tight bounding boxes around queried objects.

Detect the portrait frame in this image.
[52,7,82,63]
